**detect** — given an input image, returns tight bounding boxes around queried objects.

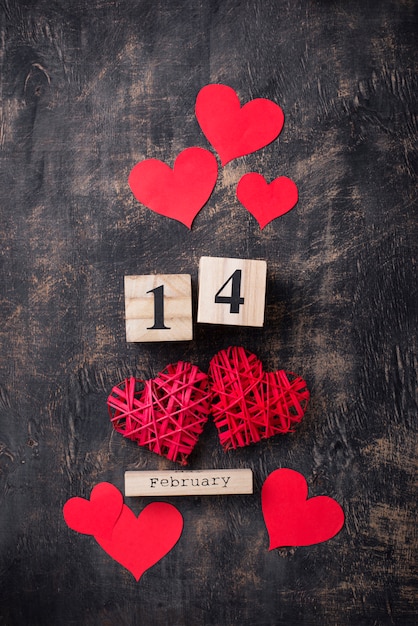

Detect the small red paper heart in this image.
[262,469,345,548]
[63,482,123,540]
[236,173,298,229]
[128,147,218,228]
[208,347,309,450]
[108,362,210,466]
[195,84,284,166]
[96,501,183,581]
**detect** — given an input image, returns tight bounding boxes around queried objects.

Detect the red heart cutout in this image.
[208,347,309,450]
[236,173,298,229]
[96,501,183,581]
[128,147,218,228]
[63,482,123,540]
[107,362,210,466]
[262,469,345,548]
[195,84,284,165]
[63,484,183,581]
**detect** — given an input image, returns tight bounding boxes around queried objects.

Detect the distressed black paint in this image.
[0,1,416,625]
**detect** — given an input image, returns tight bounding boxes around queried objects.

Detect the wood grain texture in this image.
[197,256,267,326]
[0,0,416,624]
[125,274,193,342]
[125,469,253,496]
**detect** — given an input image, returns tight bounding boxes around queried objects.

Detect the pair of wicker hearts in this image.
[107,346,309,466]
[128,84,298,229]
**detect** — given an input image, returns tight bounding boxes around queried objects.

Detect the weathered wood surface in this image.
[0,1,416,624]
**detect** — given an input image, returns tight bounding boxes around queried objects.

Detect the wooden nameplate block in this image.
[125,469,253,496]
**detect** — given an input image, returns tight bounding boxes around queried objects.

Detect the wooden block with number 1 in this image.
[125,274,193,342]
[197,256,267,327]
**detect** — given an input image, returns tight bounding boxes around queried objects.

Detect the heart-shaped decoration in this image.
[261,469,345,548]
[63,483,183,581]
[237,173,298,229]
[195,84,284,165]
[107,362,210,465]
[95,500,183,581]
[63,482,123,541]
[128,147,218,228]
[208,347,309,450]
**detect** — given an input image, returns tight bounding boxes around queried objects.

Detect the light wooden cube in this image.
[125,274,193,342]
[197,256,267,327]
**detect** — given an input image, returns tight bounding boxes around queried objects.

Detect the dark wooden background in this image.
[0,1,416,624]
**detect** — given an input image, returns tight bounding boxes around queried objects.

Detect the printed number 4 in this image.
[214,270,245,314]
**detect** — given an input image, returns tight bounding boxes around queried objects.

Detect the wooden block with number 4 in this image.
[197,256,267,327]
[125,274,193,342]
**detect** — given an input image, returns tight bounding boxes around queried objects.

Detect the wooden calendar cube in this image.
[197,256,267,327]
[125,274,193,342]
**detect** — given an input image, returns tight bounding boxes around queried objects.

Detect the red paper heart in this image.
[195,84,284,165]
[107,362,210,465]
[63,484,183,581]
[261,469,345,548]
[128,147,218,228]
[96,501,183,581]
[208,347,309,450]
[236,173,298,229]
[63,482,123,540]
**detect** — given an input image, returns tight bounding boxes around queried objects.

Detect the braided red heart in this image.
[208,346,309,450]
[107,362,210,466]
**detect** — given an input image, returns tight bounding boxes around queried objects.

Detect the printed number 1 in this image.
[214,270,245,314]
[147,285,170,329]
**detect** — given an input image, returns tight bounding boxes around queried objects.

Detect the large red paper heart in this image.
[128,147,218,228]
[261,469,345,548]
[107,362,210,465]
[195,84,284,165]
[208,347,309,450]
[63,483,183,581]
[63,482,123,541]
[237,173,298,229]
[96,501,183,581]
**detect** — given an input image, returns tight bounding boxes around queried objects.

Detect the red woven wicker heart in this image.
[107,362,210,466]
[208,346,309,450]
